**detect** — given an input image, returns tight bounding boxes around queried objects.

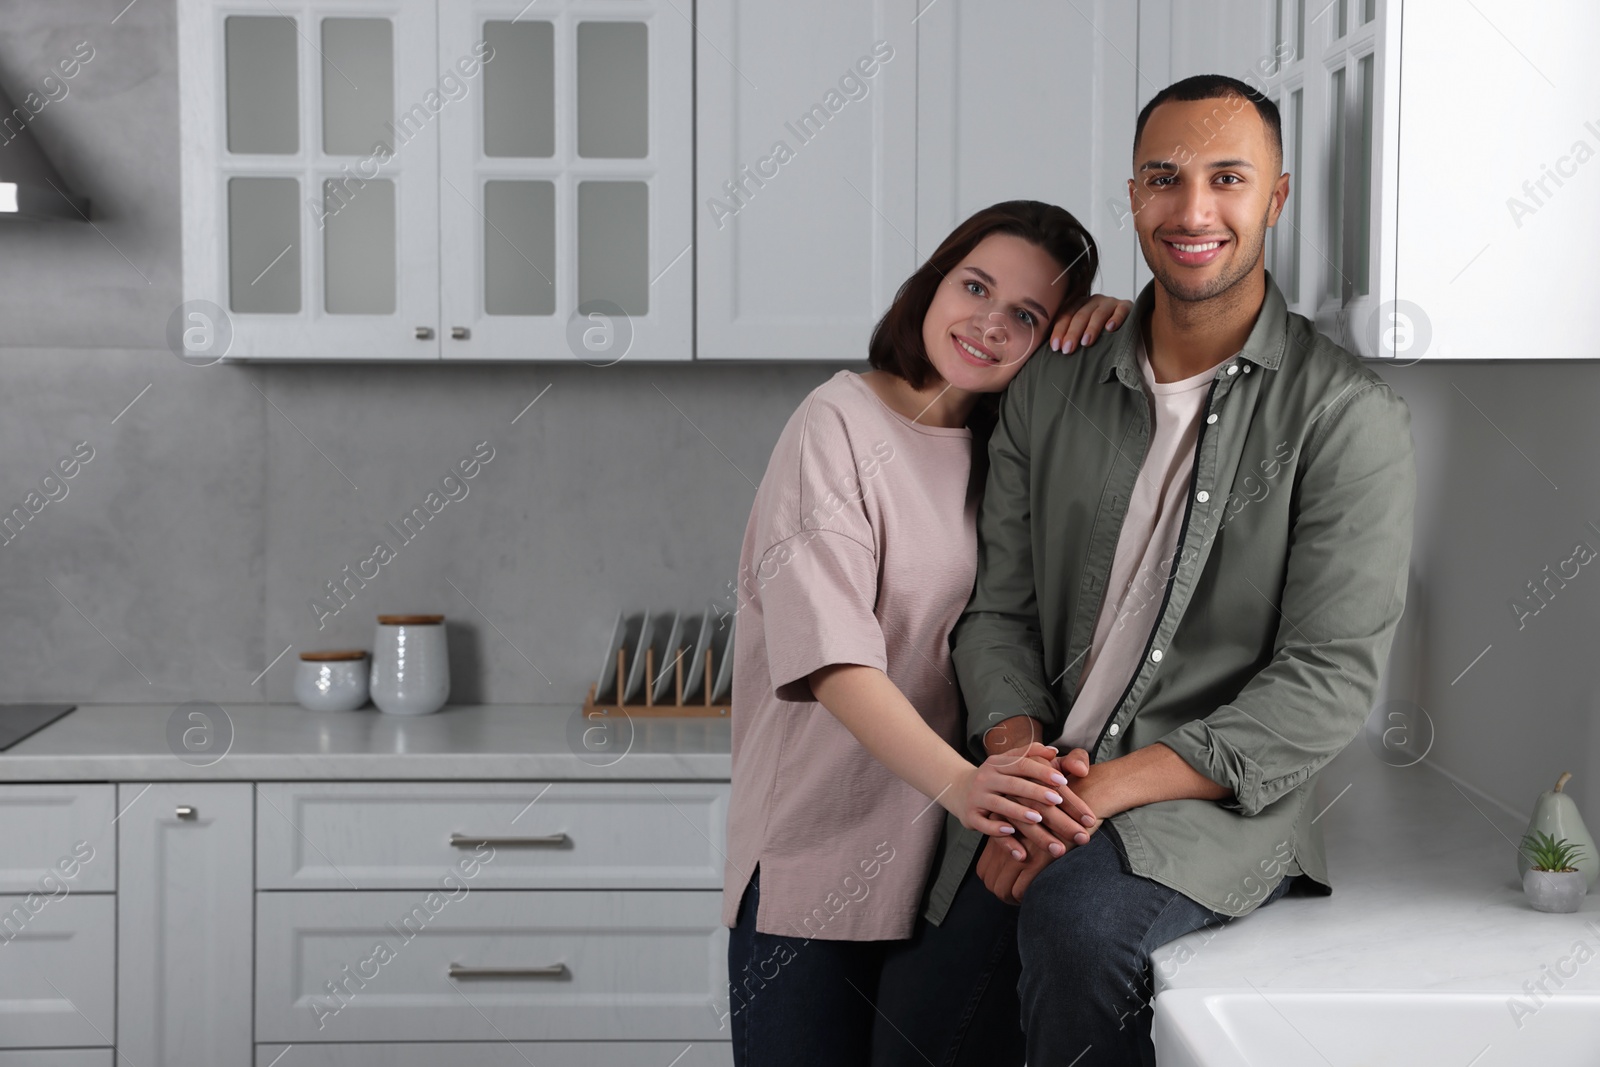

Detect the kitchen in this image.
[1,0,1598,1064]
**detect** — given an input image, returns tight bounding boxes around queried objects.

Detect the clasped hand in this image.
[948,744,1102,905]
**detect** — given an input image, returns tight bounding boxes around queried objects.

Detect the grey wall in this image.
[1382,361,1600,835]
[2,1,1594,835]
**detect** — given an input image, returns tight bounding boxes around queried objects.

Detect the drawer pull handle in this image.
[449,832,569,847]
[175,806,197,819]
[448,963,568,980]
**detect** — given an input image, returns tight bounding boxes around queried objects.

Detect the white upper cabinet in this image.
[1253,0,1395,354]
[916,1,1141,303]
[179,0,691,361]
[694,0,917,361]
[1180,0,1600,363]
[183,0,1593,363]
[1389,0,1600,360]
[438,1,692,361]
[179,0,441,360]
[1147,0,1397,355]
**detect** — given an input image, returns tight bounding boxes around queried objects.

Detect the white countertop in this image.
[0,703,731,781]
[12,703,1594,998]
[1154,741,1600,994]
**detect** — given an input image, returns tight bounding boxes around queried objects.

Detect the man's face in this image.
[1128,95,1289,304]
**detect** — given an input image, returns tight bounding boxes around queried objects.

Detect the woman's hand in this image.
[1049,293,1134,353]
[1006,746,1097,860]
[947,742,1096,860]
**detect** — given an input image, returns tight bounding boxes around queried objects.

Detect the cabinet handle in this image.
[415,326,435,340]
[449,832,568,847]
[448,962,568,980]
[175,806,196,819]
[451,326,470,340]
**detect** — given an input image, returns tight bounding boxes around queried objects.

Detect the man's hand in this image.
[976,833,1057,905]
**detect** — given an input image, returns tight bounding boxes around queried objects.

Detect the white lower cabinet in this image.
[0,784,115,1055]
[116,783,254,1067]
[1,778,730,1064]
[0,893,114,1048]
[257,889,729,1042]
[0,783,115,893]
[256,1043,734,1066]
[254,780,733,1060]
[255,781,729,889]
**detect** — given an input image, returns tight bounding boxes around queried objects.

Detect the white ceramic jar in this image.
[294,651,370,712]
[369,614,450,716]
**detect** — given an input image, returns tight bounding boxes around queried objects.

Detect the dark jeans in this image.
[727,851,1022,1067]
[1014,823,1295,1067]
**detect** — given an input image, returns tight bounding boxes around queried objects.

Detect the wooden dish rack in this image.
[580,646,730,718]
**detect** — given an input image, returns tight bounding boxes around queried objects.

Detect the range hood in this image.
[0,80,89,221]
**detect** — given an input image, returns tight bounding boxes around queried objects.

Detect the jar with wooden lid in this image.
[294,650,369,712]
[369,614,450,716]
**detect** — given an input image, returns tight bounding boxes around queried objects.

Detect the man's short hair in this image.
[1133,74,1283,173]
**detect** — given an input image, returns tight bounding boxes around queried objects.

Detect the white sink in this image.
[1152,989,1600,1066]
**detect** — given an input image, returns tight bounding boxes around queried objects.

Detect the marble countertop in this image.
[1154,741,1600,994]
[0,703,731,781]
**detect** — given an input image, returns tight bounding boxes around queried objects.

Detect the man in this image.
[918,74,1416,1065]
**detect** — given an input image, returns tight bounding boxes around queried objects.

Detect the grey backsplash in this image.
[0,350,829,706]
[2,0,1595,829]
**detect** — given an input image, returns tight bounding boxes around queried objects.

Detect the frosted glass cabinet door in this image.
[695,0,917,361]
[439,1,692,361]
[179,0,441,360]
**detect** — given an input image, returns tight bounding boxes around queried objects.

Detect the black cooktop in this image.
[0,704,76,751]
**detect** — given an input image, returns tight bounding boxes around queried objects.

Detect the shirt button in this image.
[1206,413,1218,424]
[1227,364,1239,376]
[1196,490,1210,503]
[1108,723,1120,736]
[1243,364,1252,373]
[1150,648,1163,663]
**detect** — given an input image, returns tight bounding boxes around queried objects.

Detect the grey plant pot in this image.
[1523,869,1588,913]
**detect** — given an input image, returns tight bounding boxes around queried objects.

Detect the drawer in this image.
[256,781,729,889]
[0,784,115,893]
[256,1042,732,1066]
[0,1054,111,1067]
[0,894,114,1048]
[256,890,728,1043]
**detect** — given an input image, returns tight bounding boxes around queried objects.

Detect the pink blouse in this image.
[723,370,978,940]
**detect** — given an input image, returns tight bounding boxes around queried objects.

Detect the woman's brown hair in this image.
[867,200,1100,394]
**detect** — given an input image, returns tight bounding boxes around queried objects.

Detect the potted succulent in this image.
[1520,830,1590,913]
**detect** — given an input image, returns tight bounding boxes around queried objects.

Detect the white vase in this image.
[1523,868,1587,913]
[369,615,450,716]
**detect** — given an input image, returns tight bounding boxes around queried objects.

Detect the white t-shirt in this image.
[1055,335,1233,752]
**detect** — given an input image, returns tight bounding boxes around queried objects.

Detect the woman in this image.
[723,201,1131,1065]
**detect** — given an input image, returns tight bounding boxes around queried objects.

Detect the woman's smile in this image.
[953,333,1002,366]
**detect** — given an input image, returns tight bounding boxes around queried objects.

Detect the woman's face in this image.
[919,232,1070,394]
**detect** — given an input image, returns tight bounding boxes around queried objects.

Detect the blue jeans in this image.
[1014,823,1295,1066]
[727,853,1023,1067]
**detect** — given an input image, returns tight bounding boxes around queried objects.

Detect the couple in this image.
[723,73,1416,1066]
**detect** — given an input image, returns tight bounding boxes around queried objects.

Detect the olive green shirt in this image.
[923,272,1415,923]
